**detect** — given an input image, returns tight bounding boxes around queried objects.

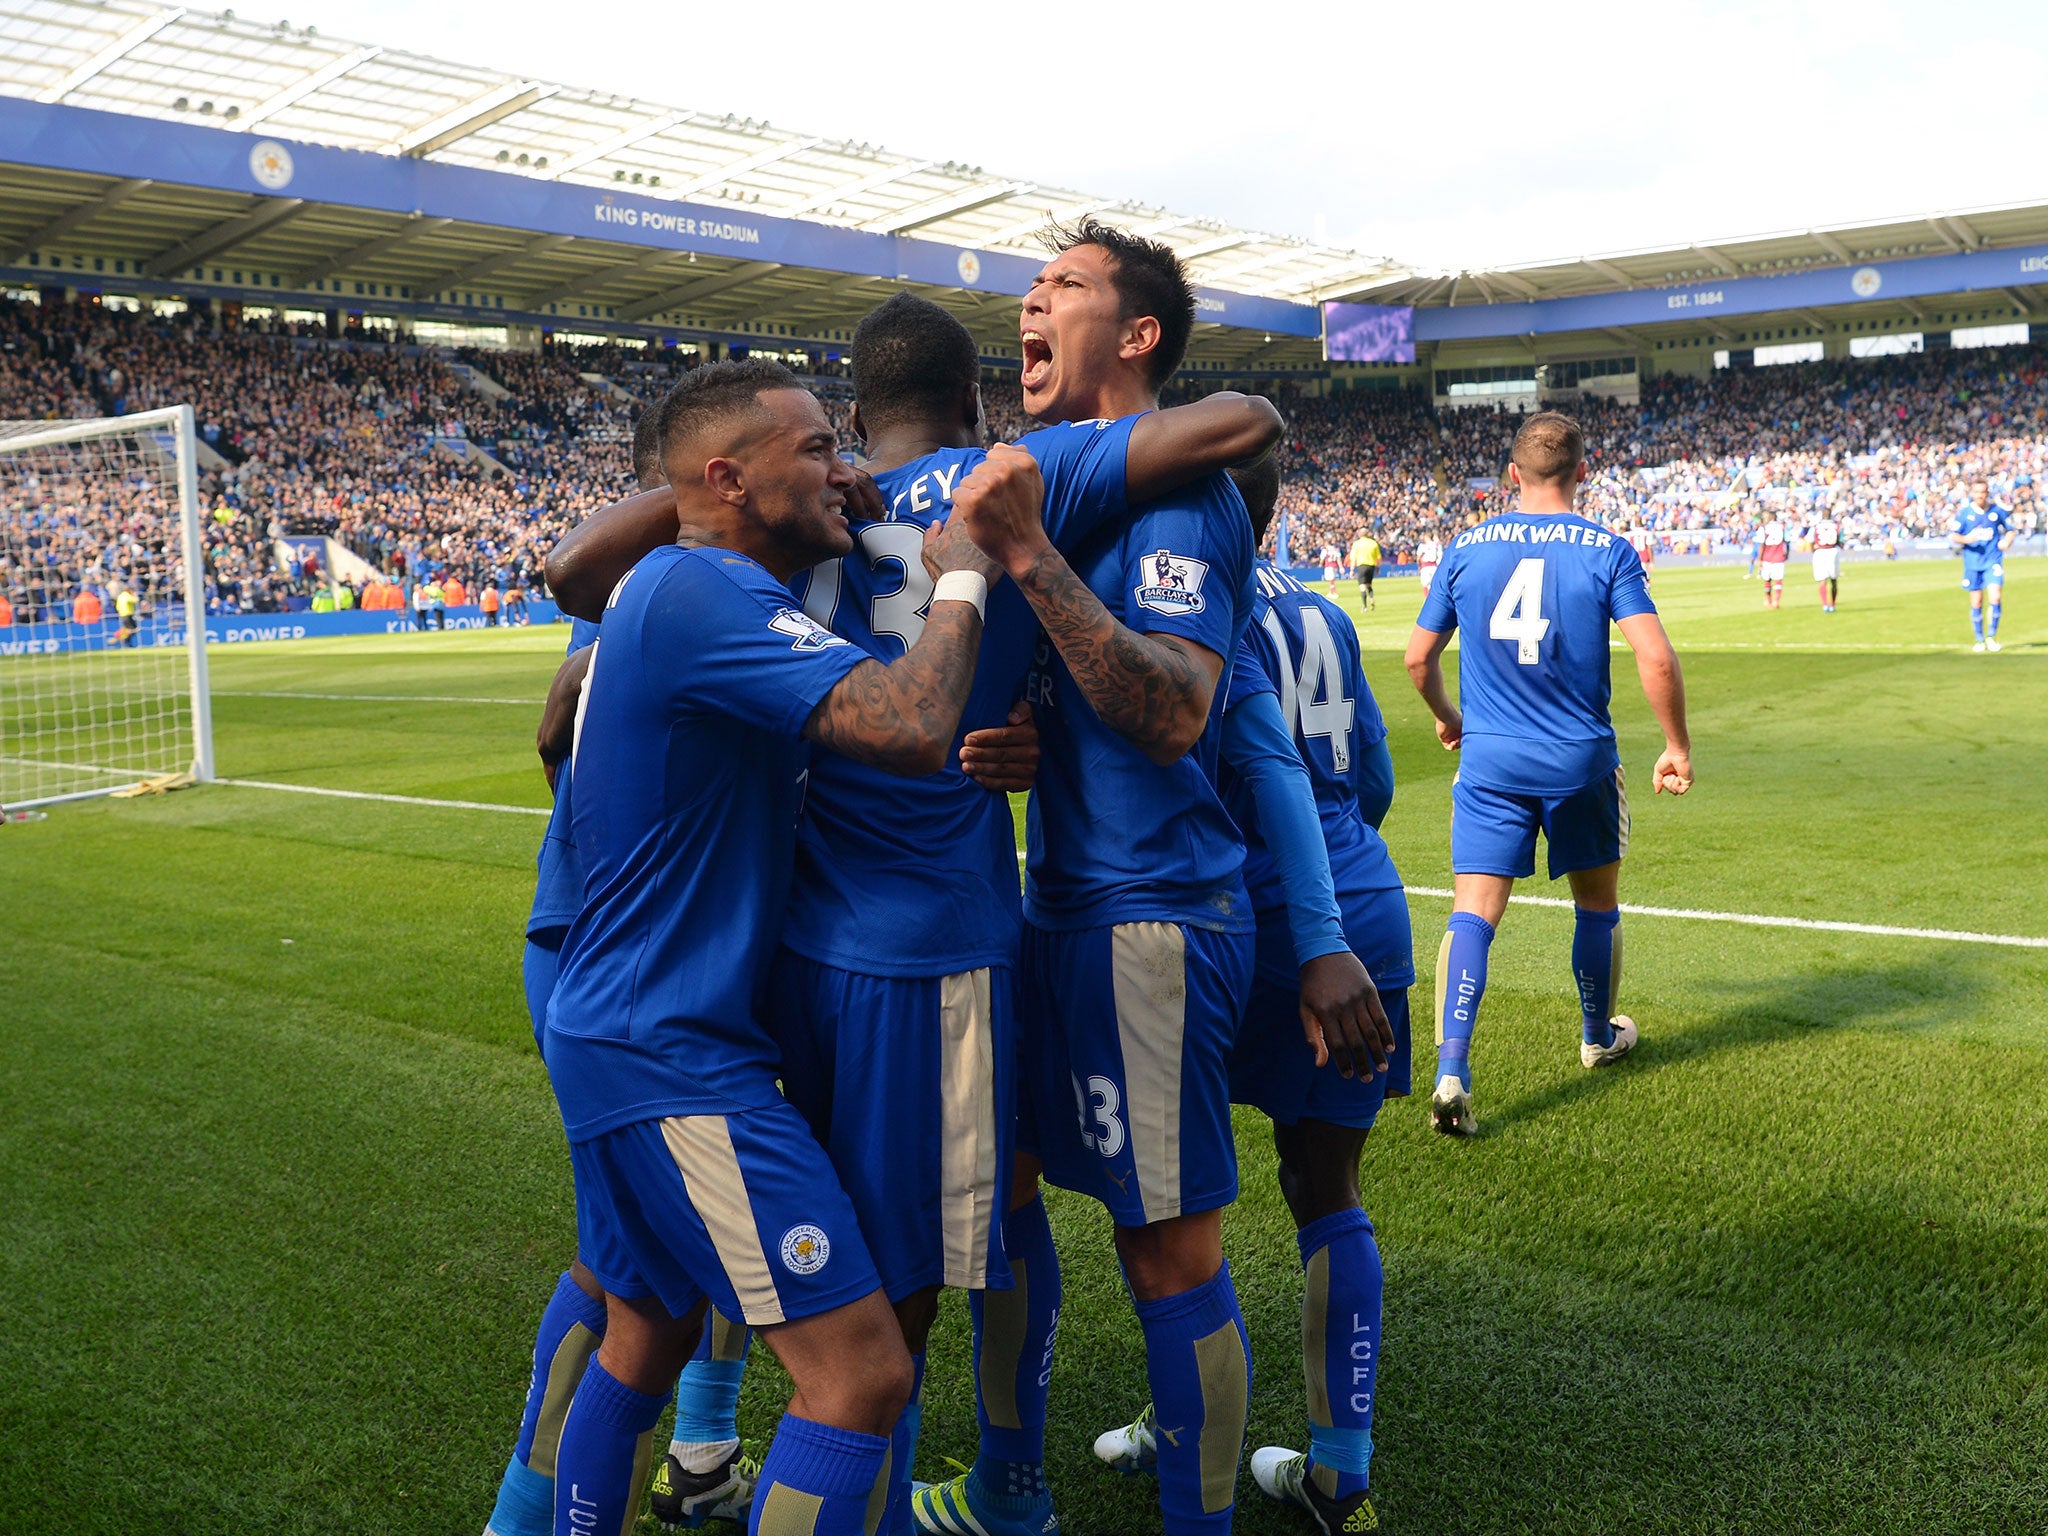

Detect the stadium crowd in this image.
[1,291,2043,628]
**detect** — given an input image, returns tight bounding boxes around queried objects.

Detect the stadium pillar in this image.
[325,308,340,339]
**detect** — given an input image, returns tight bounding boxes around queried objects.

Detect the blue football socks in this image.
[1973,608,1986,642]
[668,1307,750,1470]
[1297,1210,1380,1501]
[968,1196,1061,1501]
[1572,906,1622,1048]
[553,1358,665,1536]
[1989,601,2002,638]
[1435,911,1496,1090]
[484,1272,607,1536]
[752,1413,892,1536]
[1132,1260,1250,1535]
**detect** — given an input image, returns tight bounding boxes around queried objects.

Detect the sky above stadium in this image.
[292,0,2047,275]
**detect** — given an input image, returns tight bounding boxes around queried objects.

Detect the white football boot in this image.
[1092,1402,1159,1474]
[1580,1014,1640,1068]
[1429,1074,1477,1136]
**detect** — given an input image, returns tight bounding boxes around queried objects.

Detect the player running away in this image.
[1757,515,1789,608]
[1812,506,1843,611]
[1952,479,2015,651]
[1319,540,1343,598]
[1625,518,1655,589]
[1404,411,1694,1138]
[1416,532,1443,597]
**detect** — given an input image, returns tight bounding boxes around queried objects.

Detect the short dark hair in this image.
[852,292,979,431]
[1044,217,1196,390]
[630,405,663,488]
[1229,453,1281,544]
[653,358,804,464]
[1510,410,1584,485]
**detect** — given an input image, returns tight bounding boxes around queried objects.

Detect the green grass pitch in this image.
[2,558,2044,1535]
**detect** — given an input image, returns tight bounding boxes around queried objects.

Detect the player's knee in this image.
[1274,1120,1365,1226]
[1113,1210,1223,1300]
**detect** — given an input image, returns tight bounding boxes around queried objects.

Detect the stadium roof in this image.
[0,0,1411,366]
[1360,200,2048,309]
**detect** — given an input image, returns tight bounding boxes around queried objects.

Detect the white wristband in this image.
[931,569,988,620]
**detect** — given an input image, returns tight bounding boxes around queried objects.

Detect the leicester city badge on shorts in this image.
[769,608,849,651]
[1133,550,1209,616]
[780,1223,831,1275]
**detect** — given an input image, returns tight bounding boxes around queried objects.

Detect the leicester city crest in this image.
[249,141,295,191]
[780,1224,830,1275]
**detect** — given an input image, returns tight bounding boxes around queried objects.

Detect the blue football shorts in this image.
[764,947,1014,1300]
[1019,920,1253,1228]
[1963,558,2005,592]
[569,1101,881,1328]
[1451,767,1629,881]
[1231,885,1416,1126]
[523,932,565,1053]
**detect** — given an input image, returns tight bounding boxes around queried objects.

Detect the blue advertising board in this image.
[1412,244,2048,342]
[1324,302,1417,362]
[0,602,564,655]
[0,96,1322,339]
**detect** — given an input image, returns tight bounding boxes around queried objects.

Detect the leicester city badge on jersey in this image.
[780,1223,830,1275]
[1133,549,1210,616]
[769,607,850,651]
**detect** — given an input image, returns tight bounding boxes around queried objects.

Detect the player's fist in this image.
[1435,708,1464,751]
[953,443,1049,575]
[1653,744,1693,795]
[922,508,1001,582]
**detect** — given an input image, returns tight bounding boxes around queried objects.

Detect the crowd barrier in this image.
[0,601,565,655]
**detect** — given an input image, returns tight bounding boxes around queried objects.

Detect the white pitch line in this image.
[217,690,542,705]
[220,778,550,816]
[1401,885,2047,949]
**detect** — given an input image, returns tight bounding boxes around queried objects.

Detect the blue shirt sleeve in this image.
[1117,488,1247,657]
[1220,687,1348,967]
[1019,415,1136,552]
[567,616,601,654]
[1351,735,1395,830]
[1416,542,1459,632]
[1609,539,1657,621]
[1226,611,1280,713]
[644,554,864,738]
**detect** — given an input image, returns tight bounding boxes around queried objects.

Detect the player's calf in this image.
[481,1266,608,1536]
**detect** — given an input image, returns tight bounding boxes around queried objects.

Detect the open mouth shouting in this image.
[1020,327,1054,394]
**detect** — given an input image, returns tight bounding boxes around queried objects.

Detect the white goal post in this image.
[0,404,214,809]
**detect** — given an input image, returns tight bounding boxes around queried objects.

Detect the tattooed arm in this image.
[802,467,1009,776]
[957,444,1221,767]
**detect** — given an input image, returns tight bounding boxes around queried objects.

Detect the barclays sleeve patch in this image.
[769,608,850,651]
[1133,550,1209,615]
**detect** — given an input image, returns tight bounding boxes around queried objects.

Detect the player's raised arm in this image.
[803,466,1007,776]
[548,470,889,620]
[1121,391,1283,501]
[960,442,1221,765]
[1615,611,1693,794]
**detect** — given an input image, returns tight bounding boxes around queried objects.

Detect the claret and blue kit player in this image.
[474,218,1700,1536]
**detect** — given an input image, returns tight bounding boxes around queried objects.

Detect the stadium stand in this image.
[2,290,2043,623]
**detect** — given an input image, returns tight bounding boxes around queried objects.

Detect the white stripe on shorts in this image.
[1111,922,1188,1225]
[1615,765,1631,862]
[659,1115,785,1326]
[939,969,999,1290]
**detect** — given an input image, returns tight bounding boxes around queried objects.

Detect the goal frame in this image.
[0,403,215,805]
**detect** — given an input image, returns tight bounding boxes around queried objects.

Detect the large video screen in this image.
[1323,302,1416,363]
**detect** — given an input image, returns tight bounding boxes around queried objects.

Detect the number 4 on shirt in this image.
[1489,557,1550,665]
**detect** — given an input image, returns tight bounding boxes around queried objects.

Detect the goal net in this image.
[0,405,214,809]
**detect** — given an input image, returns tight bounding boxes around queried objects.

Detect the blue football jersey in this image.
[1023,473,1257,933]
[1956,503,2012,566]
[1221,563,1408,980]
[528,616,602,940]
[1417,512,1655,796]
[782,417,1136,976]
[544,545,863,1140]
